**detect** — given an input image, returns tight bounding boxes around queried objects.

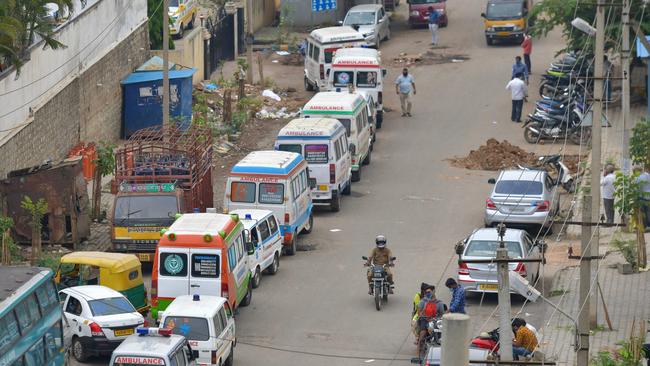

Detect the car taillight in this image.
[221,282,229,298]
[536,200,550,212]
[320,64,325,80]
[89,322,105,337]
[212,350,218,364]
[284,213,290,224]
[486,199,497,209]
[329,164,335,184]
[458,262,470,276]
[514,262,527,277]
[378,91,383,104]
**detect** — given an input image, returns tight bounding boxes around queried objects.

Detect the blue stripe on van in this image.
[280,203,313,235]
[232,156,303,175]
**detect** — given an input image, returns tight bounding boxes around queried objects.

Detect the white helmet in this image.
[375,235,387,248]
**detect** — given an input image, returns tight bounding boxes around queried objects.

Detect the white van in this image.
[230,209,283,288]
[301,92,372,182]
[304,26,367,92]
[275,118,352,212]
[161,295,235,366]
[224,151,314,256]
[109,328,196,366]
[328,47,386,128]
[168,0,197,38]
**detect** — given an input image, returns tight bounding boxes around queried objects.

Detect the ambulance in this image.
[301,92,372,183]
[224,151,314,256]
[109,327,196,366]
[275,118,352,212]
[327,47,387,128]
[304,26,367,92]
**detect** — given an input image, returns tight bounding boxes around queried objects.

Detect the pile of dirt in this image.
[279,53,304,66]
[392,50,469,67]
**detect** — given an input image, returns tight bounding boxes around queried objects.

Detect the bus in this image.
[0,267,66,366]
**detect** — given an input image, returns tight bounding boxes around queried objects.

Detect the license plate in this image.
[138,253,151,262]
[318,185,328,191]
[114,328,134,337]
[479,284,498,291]
[497,32,511,36]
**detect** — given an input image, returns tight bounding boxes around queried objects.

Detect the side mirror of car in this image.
[481,12,486,18]
[488,178,496,184]
[243,229,255,255]
[308,177,317,189]
[362,256,368,261]
[455,241,465,255]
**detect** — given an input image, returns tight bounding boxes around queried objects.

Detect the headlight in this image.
[487,27,495,32]
[410,10,420,16]
[364,30,375,36]
[436,9,444,14]
[513,25,523,31]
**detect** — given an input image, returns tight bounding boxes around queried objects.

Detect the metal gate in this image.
[204,7,245,77]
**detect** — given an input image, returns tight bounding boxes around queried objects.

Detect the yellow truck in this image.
[481,0,531,45]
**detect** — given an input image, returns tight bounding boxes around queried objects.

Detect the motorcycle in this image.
[362,256,395,311]
[523,100,591,145]
[418,318,444,359]
[471,328,500,354]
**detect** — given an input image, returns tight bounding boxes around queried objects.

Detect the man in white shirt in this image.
[506,72,528,123]
[601,164,616,224]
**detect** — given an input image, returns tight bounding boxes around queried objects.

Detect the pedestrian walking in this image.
[445,278,465,314]
[601,164,616,224]
[635,166,650,229]
[521,33,533,74]
[395,68,416,117]
[511,56,528,83]
[427,6,440,46]
[506,72,527,123]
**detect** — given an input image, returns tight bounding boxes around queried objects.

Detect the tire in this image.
[251,266,261,289]
[362,150,371,165]
[486,37,493,46]
[352,168,361,182]
[375,37,381,49]
[304,76,314,92]
[524,124,542,144]
[240,280,252,307]
[570,127,591,145]
[386,27,391,40]
[224,345,234,366]
[382,289,388,302]
[72,337,89,363]
[266,253,280,275]
[376,111,383,129]
[189,13,196,29]
[301,214,313,234]
[374,287,382,311]
[284,234,297,256]
[177,23,184,39]
[342,179,351,195]
[331,190,341,212]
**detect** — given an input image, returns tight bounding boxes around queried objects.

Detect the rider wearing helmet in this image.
[365,235,394,294]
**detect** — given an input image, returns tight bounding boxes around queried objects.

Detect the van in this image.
[327,47,386,128]
[481,0,530,45]
[230,209,283,288]
[151,213,254,319]
[109,328,196,366]
[275,118,352,212]
[407,0,449,28]
[169,0,198,38]
[224,151,314,256]
[160,295,235,366]
[301,91,372,183]
[304,26,367,92]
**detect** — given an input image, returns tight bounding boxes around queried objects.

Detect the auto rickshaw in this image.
[55,251,149,314]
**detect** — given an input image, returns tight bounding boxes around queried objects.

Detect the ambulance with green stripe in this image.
[151,213,254,319]
[301,91,372,182]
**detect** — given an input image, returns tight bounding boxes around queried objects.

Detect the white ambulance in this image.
[275,118,352,212]
[304,26,367,92]
[327,47,387,128]
[109,327,196,366]
[301,92,372,183]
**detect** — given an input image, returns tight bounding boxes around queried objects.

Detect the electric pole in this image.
[440,313,470,366]
[496,224,513,361]
[246,0,253,84]
[622,0,631,173]
[577,198,593,366]
[162,0,170,125]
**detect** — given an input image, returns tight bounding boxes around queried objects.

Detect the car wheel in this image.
[304,76,314,91]
[301,214,313,234]
[386,27,391,40]
[266,253,280,275]
[363,150,371,165]
[240,280,252,307]
[224,345,234,366]
[177,23,184,39]
[352,168,361,182]
[342,179,351,195]
[284,234,297,256]
[486,37,493,46]
[252,266,261,288]
[189,13,196,29]
[376,112,383,129]
[331,190,341,212]
[375,37,381,49]
[72,337,89,362]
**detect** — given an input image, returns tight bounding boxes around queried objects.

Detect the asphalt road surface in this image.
[75,1,573,365]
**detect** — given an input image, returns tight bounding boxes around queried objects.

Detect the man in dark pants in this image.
[506,72,527,122]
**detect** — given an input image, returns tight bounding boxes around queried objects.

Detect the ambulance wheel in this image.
[177,23,184,39]
[189,13,196,29]
[352,168,361,182]
[252,266,261,288]
[304,77,314,91]
[342,179,352,195]
[363,150,371,165]
[331,190,341,212]
[240,281,252,307]
[284,235,297,256]
[376,112,383,129]
[224,345,234,366]
[266,253,280,275]
[72,337,89,362]
[301,213,313,234]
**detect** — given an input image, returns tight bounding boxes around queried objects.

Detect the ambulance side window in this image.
[313,46,320,61]
[267,216,279,234]
[259,221,271,242]
[342,136,348,153]
[236,236,244,262]
[334,139,342,161]
[308,42,313,59]
[355,114,363,132]
[362,108,369,127]
[228,245,237,271]
[300,170,308,192]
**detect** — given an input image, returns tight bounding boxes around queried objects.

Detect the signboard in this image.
[114,357,164,365]
[312,0,337,12]
[119,182,176,193]
[192,254,219,277]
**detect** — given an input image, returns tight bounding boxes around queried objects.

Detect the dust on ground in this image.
[392,49,469,67]
[447,138,585,172]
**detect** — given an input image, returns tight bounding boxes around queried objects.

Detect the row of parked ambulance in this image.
[113,27,389,366]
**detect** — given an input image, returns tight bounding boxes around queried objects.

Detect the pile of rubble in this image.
[392,50,469,67]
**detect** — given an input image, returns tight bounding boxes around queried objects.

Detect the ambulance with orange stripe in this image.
[223,151,315,257]
[150,213,254,319]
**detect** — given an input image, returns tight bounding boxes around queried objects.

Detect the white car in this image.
[60,285,145,362]
[342,4,391,48]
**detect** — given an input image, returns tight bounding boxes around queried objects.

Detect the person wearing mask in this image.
[511,56,529,84]
[601,164,616,224]
[395,68,416,117]
[412,283,432,341]
[635,166,650,228]
[365,235,394,294]
[445,278,465,314]
[506,72,528,123]
[427,6,440,46]
[416,286,445,351]
[512,318,538,360]
[521,34,533,74]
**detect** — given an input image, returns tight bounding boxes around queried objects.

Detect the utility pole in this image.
[588,0,606,328]
[162,0,170,125]
[246,0,253,84]
[621,0,631,173]
[496,224,513,361]
[440,313,470,366]
[577,197,593,366]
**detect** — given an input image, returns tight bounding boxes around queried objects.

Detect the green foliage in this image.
[94,142,116,177]
[277,3,295,45]
[591,331,647,366]
[610,232,637,269]
[20,195,48,232]
[0,215,13,233]
[6,236,23,262]
[148,0,174,50]
[614,172,644,218]
[629,118,650,169]
[37,252,61,271]
[230,110,247,133]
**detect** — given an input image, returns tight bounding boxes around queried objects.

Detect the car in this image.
[60,285,145,362]
[411,345,490,365]
[341,4,391,48]
[408,0,448,28]
[109,328,197,366]
[456,227,545,294]
[484,169,560,230]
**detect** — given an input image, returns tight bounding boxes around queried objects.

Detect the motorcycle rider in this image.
[365,235,394,295]
[416,287,445,352]
[412,283,433,341]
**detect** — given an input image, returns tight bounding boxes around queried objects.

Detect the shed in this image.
[121,62,196,139]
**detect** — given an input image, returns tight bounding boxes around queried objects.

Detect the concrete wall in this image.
[0,21,149,178]
[280,0,353,27]
[252,0,278,32]
[152,27,205,84]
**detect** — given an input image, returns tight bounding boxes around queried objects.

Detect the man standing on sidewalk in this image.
[521,34,533,74]
[427,6,440,46]
[396,68,416,117]
[506,73,527,122]
[511,56,528,83]
[601,164,616,224]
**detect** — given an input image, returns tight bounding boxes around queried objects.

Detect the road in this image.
[76,1,574,365]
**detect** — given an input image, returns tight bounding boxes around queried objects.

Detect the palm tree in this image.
[0,1,21,70]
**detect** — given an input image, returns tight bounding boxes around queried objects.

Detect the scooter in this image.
[518,155,577,194]
[362,256,395,311]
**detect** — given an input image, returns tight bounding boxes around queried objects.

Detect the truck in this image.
[110,125,213,262]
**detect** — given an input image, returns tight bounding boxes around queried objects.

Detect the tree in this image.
[629,118,650,169]
[20,195,48,266]
[614,171,646,269]
[0,2,22,70]
[92,142,115,220]
[148,0,174,50]
[0,215,14,265]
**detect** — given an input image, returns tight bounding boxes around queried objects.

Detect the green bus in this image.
[0,267,66,366]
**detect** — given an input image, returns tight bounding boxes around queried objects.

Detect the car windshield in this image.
[169,0,179,7]
[495,180,543,195]
[163,316,210,341]
[486,2,523,19]
[88,297,135,316]
[465,240,523,258]
[410,0,444,4]
[344,12,376,25]
[278,144,302,154]
[114,195,179,221]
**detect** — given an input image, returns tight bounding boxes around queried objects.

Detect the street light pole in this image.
[162,0,170,126]
[496,224,513,361]
[246,0,253,84]
[621,0,631,173]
